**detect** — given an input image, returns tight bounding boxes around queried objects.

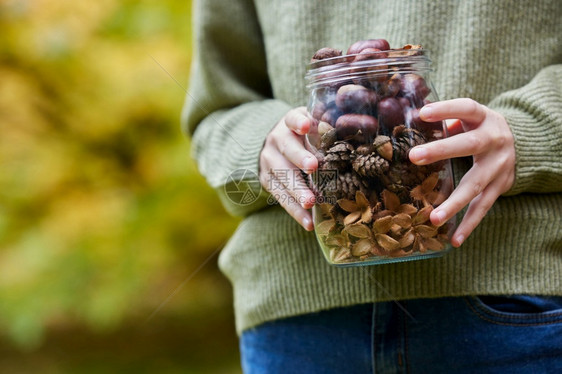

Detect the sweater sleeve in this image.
[181,0,291,216]
[488,64,562,195]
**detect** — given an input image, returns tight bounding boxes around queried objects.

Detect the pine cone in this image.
[380,162,425,200]
[393,127,426,161]
[322,141,355,171]
[353,153,390,179]
[323,171,367,200]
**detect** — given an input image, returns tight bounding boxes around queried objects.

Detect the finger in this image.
[273,128,318,173]
[429,161,496,227]
[285,107,312,135]
[420,98,486,127]
[267,180,314,231]
[409,130,487,165]
[263,150,316,209]
[450,178,504,247]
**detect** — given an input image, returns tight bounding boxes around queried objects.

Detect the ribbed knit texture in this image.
[183,0,562,334]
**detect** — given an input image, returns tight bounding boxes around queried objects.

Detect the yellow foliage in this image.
[0,0,240,349]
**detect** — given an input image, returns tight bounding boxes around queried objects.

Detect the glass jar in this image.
[305,48,456,266]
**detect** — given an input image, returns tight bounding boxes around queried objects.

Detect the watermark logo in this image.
[224,169,262,206]
[224,168,340,206]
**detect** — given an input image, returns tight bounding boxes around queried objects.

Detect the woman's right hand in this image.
[259,107,318,231]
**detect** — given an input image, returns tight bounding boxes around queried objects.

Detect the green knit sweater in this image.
[183,0,562,334]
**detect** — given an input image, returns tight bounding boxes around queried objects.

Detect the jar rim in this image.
[305,49,432,89]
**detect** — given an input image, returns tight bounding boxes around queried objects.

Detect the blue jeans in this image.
[240,296,562,373]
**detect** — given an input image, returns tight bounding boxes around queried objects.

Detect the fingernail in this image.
[303,156,315,171]
[298,119,309,134]
[409,147,428,162]
[455,234,465,246]
[435,209,447,223]
[419,106,433,120]
[302,217,312,230]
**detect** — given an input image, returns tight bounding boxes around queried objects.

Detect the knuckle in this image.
[465,132,483,151]
[465,99,480,116]
[472,181,484,196]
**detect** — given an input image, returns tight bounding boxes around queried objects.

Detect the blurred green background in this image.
[0,0,242,372]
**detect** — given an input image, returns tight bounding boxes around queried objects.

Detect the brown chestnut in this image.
[377,97,405,130]
[347,39,391,55]
[400,74,431,105]
[335,114,379,143]
[335,85,378,114]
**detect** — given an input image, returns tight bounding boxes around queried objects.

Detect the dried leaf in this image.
[389,249,414,258]
[392,213,412,228]
[421,237,445,251]
[344,224,372,239]
[373,215,393,233]
[413,205,433,225]
[355,191,369,208]
[422,172,439,193]
[427,191,446,206]
[375,233,400,251]
[399,228,416,248]
[360,207,373,223]
[344,211,361,225]
[397,204,418,216]
[415,224,438,238]
[326,234,347,247]
[338,199,358,212]
[391,224,404,235]
[351,239,373,257]
[373,209,392,221]
[410,185,424,202]
[331,247,352,262]
[381,189,400,212]
[318,203,334,218]
[316,219,335,236]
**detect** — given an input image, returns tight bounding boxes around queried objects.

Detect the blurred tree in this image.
[0,1,240,366]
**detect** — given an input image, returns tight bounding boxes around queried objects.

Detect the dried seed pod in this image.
[351,238,375,257]
[331,247,352,263]
[316,219,336,236]
[399,228,416,248]
[325,234,348,247]
[375,233,400,251]
[344,224,372,239]
[393,213,412,228]
[373,216,393,234]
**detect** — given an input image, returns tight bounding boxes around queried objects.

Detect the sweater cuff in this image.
[191,99,292,216]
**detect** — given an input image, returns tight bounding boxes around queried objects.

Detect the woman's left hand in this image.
[409,98,516,247]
